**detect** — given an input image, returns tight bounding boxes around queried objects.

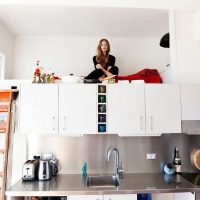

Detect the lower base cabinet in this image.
[173,192,194,200]
[152,192,194,200]
[152,193,174,200]
[68,194,137,200]
[68,195,103,200]
[68,193,194,200]
[104,194,137,200]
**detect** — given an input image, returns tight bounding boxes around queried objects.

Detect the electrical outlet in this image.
[146,153,156,160]
[42,153,53,160]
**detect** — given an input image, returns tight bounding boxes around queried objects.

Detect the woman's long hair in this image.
[96,39,110,67]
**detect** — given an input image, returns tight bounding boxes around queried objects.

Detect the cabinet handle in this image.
[52,116,55,131]
[150,115,153,130]
[63,116,66,130]
[140,116,143,130]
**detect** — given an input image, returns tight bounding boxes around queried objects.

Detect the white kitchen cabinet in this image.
[69,195,102,200]
[107,84,181,136]
[152,193,194,200]
[20,84,59,134]
[59,84,97,134]
[107,84,145,135]
[145,84,181,135]
[104,194,137,200]
[173,192,195,200]
[181,85,200,120]
[152,193,173,200]
[19,83,182,136]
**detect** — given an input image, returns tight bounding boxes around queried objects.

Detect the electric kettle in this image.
[38,160,51,181]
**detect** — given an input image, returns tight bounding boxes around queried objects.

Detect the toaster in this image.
[22,160,39,181]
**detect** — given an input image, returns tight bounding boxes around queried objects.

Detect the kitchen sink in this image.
[86,175,120,187]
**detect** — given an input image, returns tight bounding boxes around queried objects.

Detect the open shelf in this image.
[0,129,6,134]
[0,90,18,200]
[0,109,8,113]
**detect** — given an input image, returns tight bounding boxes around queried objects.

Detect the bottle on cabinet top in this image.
[173,147,181,174]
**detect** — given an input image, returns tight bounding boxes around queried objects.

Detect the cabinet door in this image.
[152,193,173,200]
[104,194,137,200]
[181,85,200,120]
[69,195,102,200]
[107,84,145,135]
[59,84,97,134]
[145,84,181,135]
[173,192,194,200]
[20,84,58,134]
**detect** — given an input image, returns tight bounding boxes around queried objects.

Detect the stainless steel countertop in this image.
[6,173,200,197]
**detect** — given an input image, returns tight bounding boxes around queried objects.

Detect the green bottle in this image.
[82,163,87,177]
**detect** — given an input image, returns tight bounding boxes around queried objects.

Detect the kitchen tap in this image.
[107,147,124,177]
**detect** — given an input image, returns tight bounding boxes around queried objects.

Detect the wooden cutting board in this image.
[192,149,200,170]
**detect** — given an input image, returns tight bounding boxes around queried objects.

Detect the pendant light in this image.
[160,33,170,48]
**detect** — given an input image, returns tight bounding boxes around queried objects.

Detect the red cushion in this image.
[117,68,162,83]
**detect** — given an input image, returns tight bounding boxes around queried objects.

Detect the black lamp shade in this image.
[160,33,170,48]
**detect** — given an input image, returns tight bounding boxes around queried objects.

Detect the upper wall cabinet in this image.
[181,85,200,120]
[107,84,181,136]
[59,84,97,135]
[19,84,181,136]
[145,84,181,134]
[107,84,145,135]
[20,84,59,134]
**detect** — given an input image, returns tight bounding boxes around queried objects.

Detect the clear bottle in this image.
[173,147,181,174]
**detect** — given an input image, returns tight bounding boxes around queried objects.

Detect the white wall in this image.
[175,10,200,84]
[0,20,13,79]
[12,36,169,79]
[10,135,26,185]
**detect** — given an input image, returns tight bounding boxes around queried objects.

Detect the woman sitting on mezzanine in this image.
[85,38,119,81]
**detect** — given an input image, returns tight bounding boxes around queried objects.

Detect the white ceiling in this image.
[0,0,199,9]
[0,5,169,37]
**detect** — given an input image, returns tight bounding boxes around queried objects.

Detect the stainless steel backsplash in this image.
[26,133,200,174]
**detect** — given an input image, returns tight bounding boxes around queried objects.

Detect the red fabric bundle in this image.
[117,68,162,83]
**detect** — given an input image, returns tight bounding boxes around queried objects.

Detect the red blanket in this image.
[117,68,162,83]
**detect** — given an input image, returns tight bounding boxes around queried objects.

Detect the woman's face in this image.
[101,41,109,53]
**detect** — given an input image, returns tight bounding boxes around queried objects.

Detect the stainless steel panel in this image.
[25,133,198,174]
[182,120,200,135]
[27,134,163,174]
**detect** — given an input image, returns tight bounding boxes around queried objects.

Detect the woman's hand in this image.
[99,75,106,81]
[96,64,103,70]
[107,66,112,71]
[97,64,113,77]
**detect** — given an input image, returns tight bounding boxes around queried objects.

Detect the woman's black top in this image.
[85,54,118,79]
[93,54,115,70]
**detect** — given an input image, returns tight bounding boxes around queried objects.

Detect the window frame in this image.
[0,52,6,80]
